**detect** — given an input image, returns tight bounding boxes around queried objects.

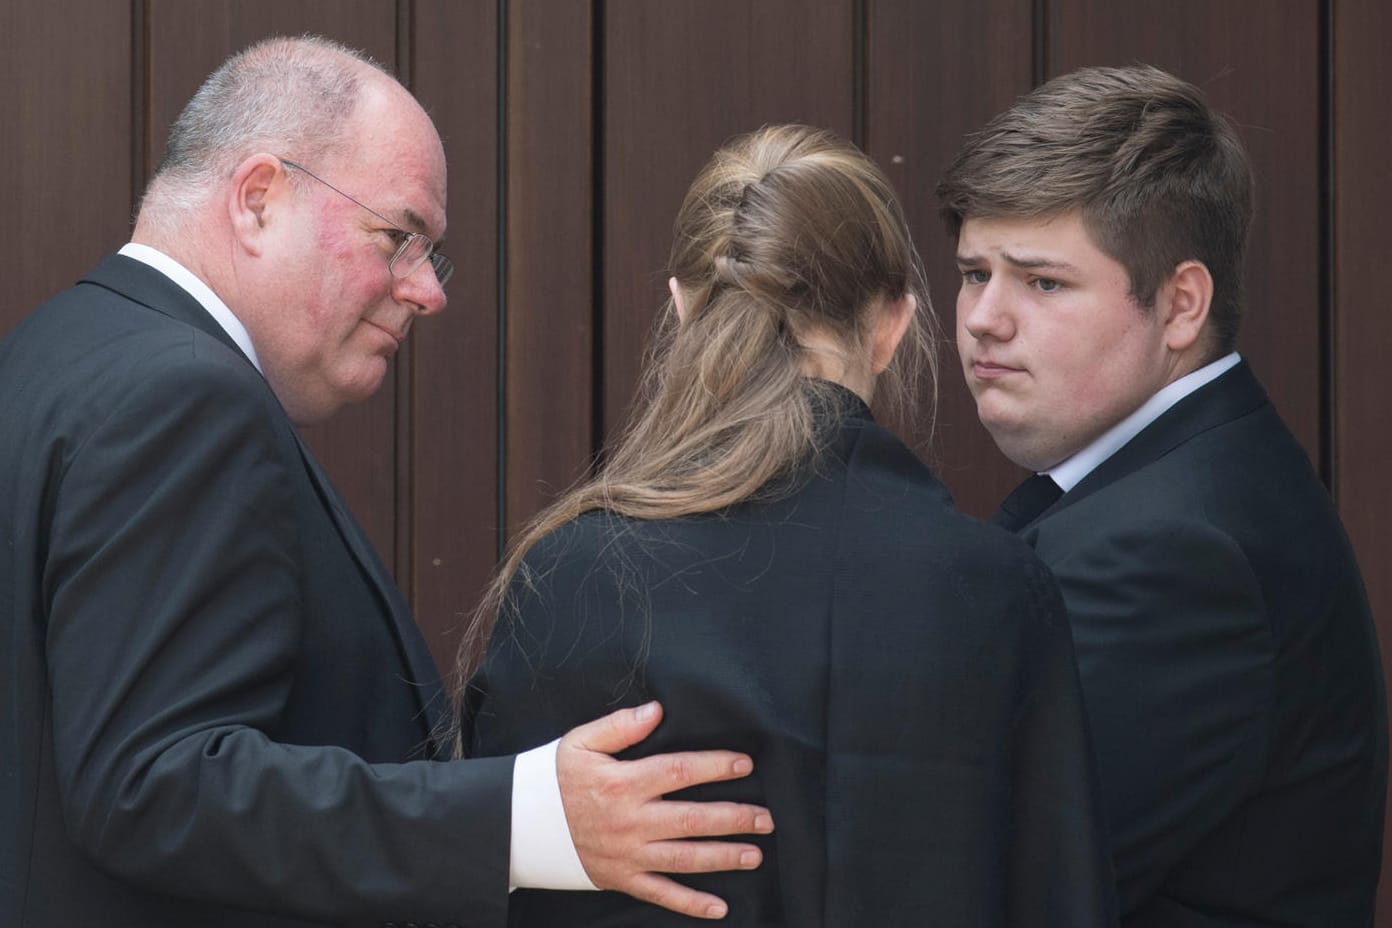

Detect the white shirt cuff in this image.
[509,739,599,891]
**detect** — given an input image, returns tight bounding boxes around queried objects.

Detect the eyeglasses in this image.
[279,158,453,288]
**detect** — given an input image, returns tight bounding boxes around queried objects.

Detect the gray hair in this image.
[140,35,390,225]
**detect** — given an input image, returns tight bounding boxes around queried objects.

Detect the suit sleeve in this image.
[44,349,511,928]
[1004,557,1119,926]
[1043,517,1273,915]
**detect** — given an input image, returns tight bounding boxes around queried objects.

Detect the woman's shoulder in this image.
[835,416,963,523]
[511,509,680,607]
[834,417,1061,606]
[520,508,645,569]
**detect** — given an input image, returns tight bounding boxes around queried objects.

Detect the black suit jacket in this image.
[1,255,512,927]
[465,389,1117,926]
[1013,361,1388,926]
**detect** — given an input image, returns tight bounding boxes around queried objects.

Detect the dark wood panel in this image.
[865,0,1035,518]
[0,0,133,336]
[1049,0,1322,463]
[601,0,857,439]
[503,0,595,539]
[1334,0,1392,921]
[146,1,402,568]
[409,1,501,674]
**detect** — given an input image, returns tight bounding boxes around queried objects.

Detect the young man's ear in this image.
[1160,260,1213,353]
[227,154,287,256]
[871,293,916,375]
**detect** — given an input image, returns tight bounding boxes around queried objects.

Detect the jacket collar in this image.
[82,253,254,367]
[812,378,874,422]
[1057,360,1270,513]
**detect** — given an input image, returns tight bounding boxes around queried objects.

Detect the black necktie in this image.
[993,473,1063,531]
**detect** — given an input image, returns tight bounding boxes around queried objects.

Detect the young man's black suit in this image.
[1010,361,1387,926]
[1,255,512,927]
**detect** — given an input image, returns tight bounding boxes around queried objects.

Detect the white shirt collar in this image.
[117,242,262,373]
[1046,352,1242,492]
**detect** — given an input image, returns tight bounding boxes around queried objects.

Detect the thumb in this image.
[564,701,663,755]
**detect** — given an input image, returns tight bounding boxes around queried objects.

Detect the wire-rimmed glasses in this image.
[279,158,453,288]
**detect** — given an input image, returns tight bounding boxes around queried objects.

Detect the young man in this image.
[938,64,1387,925]
[0,36,769,927]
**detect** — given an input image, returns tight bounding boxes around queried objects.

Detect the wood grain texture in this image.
[601,0,857,440]
[502,0,595,540]
[0,0,133,335]
[865,0,1035,518]
[409,0,501,675]
[1334,0,1392,920]
[1048,0,1323,463]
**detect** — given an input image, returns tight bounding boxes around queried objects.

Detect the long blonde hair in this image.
[454,124,936,687]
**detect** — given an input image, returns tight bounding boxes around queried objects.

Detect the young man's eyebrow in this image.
[954,250,1080,273]
[1000,252,1080,273]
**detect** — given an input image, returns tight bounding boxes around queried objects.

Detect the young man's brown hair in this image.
[936,64,1253,355]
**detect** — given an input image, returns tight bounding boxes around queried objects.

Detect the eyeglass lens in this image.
[391,234,453,287]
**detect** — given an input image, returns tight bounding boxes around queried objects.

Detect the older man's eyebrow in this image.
[395,208,429,233]
[391,207,446,245]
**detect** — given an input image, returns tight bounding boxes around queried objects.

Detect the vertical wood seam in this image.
[395,0,415,593]
[591,0,607,464]
[130,0,148,217]
[852,0,867,149]
[1032,0,1049,85]
[1318,0,1337,495]
[496,0,510,559]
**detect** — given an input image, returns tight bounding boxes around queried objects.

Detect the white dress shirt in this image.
[1046,352,1242,491]
[116,242,594,891]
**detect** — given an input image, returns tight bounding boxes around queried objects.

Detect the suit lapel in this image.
[292,438,451,743]
[1053,361,1270,516]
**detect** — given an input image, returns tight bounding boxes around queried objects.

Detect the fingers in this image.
[626,798,774,842]
[618,871,737,920]
[566,700,664,755]
[634,838,764,874]
[559,702,759,798]
[621,748,757,793]
[556,705,776,920]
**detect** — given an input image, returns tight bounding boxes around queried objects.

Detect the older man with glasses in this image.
[0,35,770,928]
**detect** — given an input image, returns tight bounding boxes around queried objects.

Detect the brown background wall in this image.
[2,0,1388,916]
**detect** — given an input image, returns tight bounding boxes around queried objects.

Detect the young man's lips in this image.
[973,360,1024,378]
